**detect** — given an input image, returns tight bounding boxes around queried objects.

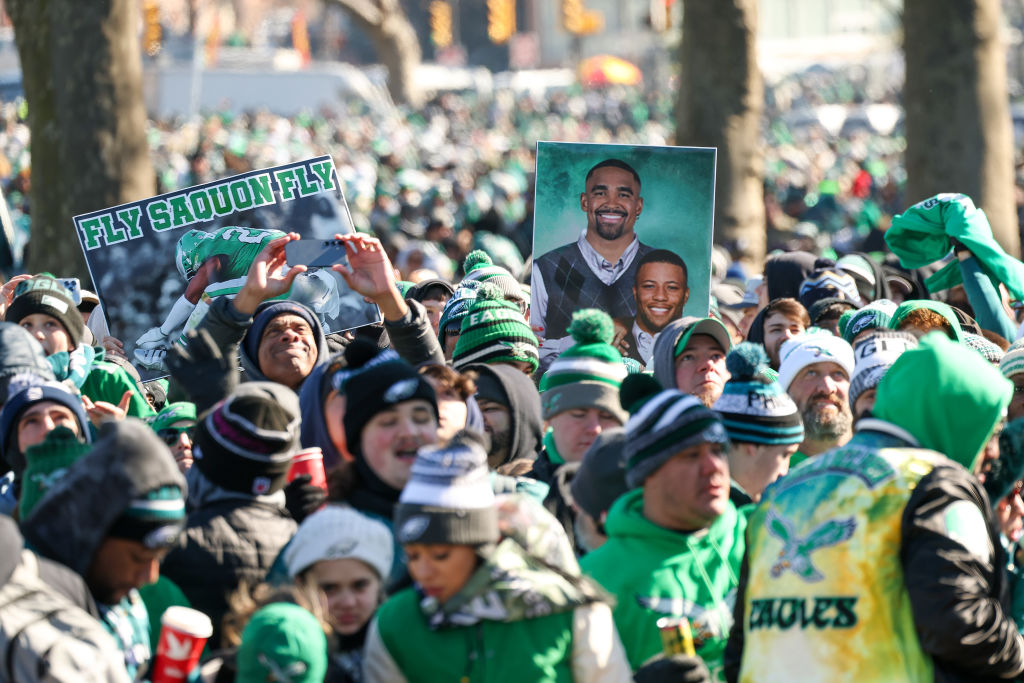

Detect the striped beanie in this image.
[394,430,498,546]
[849,331,918,410]
[193,382,301,496]
[539,310,628,423]
[839,299,898,343]
[438,280,480,350]
[107,484,187,549]
[713,343,803,445]
[460,250,527,313]
[798,259,863,310]
[452,283,538,373]
[619,375,730,488]
[1000,345,1024,379]
[963,332,1004,365]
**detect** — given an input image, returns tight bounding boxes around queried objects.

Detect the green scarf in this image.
[542,428,564,465]
[47,345,98,389]
[884,193,1024,300]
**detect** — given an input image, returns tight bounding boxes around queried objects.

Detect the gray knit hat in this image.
[963,332,1005,365]
[461,250,528,313]
[620,375,729,489]
[848,331,918,410]
[394,430,498,546]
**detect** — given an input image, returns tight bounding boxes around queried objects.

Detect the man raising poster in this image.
[532,158,653,368]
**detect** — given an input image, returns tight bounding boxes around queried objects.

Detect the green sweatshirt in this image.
[580,489,748,680]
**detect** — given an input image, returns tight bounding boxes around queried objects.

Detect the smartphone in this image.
[58,278,82,305]
[285,239,350,268]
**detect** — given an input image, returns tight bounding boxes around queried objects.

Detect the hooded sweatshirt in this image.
[651,317,689,390]
[466,363,543,466]
[0,322,55,394]
[298,352,348,470]
[888,299,964,344]
[581,489,748,675]
[726,333,1021,683]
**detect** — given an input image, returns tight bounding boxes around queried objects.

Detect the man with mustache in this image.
[532,159,653,371]
[777,333,855,468]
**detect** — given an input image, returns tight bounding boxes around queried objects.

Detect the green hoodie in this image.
[873,332,1011,472]
[888,300,963,343]
[580,489,748,679]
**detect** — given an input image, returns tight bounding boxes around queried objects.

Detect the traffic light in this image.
[562,0,584,34]
[429,1,453,48]
[487,0,515,45]
[143,0,162,57]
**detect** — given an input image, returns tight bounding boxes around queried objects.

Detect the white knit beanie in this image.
[848,331,918,409]
[777,332,855,392]
[284,505,394,581]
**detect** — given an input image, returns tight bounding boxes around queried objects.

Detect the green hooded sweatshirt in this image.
[872,332,1010,472]
[888,299,963,343]
[580,489,748,679]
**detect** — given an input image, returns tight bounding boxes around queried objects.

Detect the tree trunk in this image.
[904,0,1019,256]
[677,0,765,267]
[325,0,423,108]
[7,0,155,282]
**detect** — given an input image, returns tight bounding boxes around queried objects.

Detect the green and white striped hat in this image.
[451,283,538,373]
[539,310,628,423]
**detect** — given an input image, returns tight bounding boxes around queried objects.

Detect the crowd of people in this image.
[4,65,1024,682]
[0,180,1023,681]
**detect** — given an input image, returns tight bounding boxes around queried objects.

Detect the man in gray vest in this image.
[532,158,653,371]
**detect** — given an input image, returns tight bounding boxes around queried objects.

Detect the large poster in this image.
[76,156,380,380]
[531,142,716,370]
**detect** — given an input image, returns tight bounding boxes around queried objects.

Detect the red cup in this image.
[151,606,213,683]
[288,447,327,491]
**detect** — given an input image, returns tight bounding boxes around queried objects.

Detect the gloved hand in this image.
[284,474,327,523]
[165,328,238,412]
[634,655,711,683]
[135,327,168,349]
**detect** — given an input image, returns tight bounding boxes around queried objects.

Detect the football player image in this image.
[134,226,285,369]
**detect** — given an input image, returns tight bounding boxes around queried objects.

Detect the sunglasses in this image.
[156,426,194,446]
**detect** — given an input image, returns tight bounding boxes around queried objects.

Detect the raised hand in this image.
[233,232,307,316]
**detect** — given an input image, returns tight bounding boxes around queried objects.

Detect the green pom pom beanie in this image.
[539,309,628,423]
[451,283,539,373]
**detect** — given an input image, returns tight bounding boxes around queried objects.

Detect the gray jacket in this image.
[651,318,689,390]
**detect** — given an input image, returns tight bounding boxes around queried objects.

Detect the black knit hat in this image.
[193,382,301,495]
[569,427,628,521]
[337,340,438,458]
[6,276,85,350]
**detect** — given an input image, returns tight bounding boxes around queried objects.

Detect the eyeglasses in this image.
[156,426,194,446]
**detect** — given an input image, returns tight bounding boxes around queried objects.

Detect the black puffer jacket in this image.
[160,476,296,648]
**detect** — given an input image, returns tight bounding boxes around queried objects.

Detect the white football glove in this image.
[135,327,168,349]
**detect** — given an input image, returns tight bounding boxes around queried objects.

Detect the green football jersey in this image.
[195,226,284,281]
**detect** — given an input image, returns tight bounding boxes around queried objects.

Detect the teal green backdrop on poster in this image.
[532,141,716,318]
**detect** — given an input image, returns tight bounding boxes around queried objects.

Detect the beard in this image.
[486,428,513,469]
[801,394,853,441]
[592,209,630,241]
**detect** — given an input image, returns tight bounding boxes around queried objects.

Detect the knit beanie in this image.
[713,343,803,445]
[394,430,498,546]
[5,276,85,350]
[0,323,56,405]
[242,300,320,366]
[337,340,438,458]
[193,382,301,496]
[451,283,538,373]
[539,310,628,423]
[798,259,863,310]
[0,380,91,477]
[284,505,394,580]
[236,603,328,683]
[777,332,855,392]
[438,280,480,350]
[106,483,187,549]
[18,426,92,519]
[150,401,197,433]
[848,331,918,410]
[460,250,527,312]
[839,299,898,343]
[569,426,628,521]
[619,374,730,489]
[963,332,1004,365]
[1000,346,1024,379]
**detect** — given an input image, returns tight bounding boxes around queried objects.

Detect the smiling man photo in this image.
[617,249,690,366]
[532,158,654,369]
